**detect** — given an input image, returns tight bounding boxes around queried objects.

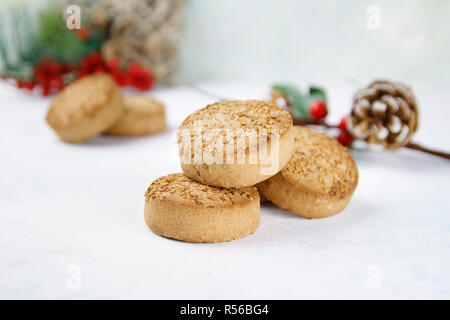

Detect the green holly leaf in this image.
[272,84,309,118]
[308,86,327,104]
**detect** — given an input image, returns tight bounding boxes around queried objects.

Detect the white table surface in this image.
[0,81,449,299]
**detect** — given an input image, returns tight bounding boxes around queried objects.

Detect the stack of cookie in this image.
[145,100,358,243]
[46,74,166,143]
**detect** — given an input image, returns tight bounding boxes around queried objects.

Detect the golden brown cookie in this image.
[105,95,166,136]
[257,187,269,203]
[144,173,260,243]
[46,74,124,143]
[177,100,296,188]
[258,126,358,218]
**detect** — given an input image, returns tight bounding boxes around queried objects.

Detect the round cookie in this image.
[46,73,124,143]
[257,187,269,203]
[105,95,166,136]
[144,173,260,243]
[258,126,358,218]
[177,100,296,188]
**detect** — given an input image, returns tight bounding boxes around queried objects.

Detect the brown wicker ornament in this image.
[348,80,419,150]
[74,0,185,85]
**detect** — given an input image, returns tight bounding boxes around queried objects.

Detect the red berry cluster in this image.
[79,52,154,90]
[15,51,154,96]
[308,99,354,147]
[124,62,154,90]
[75,27,90,42]
[33,57,75,96]
[16,79,36,91]
[337,116,354,147]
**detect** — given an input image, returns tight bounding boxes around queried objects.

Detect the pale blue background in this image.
[179,0,450,89]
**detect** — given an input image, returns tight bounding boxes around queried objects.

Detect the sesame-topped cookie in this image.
[105,95,166,136]
[177,100,296,188]
[144,173,260,243]
[46,74,124,143]
[258,126,358,218]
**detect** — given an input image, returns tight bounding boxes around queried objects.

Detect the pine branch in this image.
[405,143,450,160]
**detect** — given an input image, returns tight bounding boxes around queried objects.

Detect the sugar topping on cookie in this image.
[145,173,258,205]
[180,100,292,136]
[123,95,165,115]
[282,126,358,197]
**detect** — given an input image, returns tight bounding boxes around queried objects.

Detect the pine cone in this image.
[348,80,419,150]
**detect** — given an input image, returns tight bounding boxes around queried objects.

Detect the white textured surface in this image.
[0,82,449,299]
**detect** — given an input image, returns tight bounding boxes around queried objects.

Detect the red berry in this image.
[125,62,153,90]
[79,51,105,76]
[337,129,354,147]
[339,116,348,130]
[33,57,66,92]
[34,65,48,82]
[82,52,102,70]
[16,80,24,89]
[309,100,328,120]
[111,71,126,86]
[47,61,63,75]
[106,59,120,72]
[76,27,90,41]
[94,65,106,73]
[41,83,51,96]
[23,81,36,90]
[17,80,37,90]
[128,62,142,75]
[49,77,64,90]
